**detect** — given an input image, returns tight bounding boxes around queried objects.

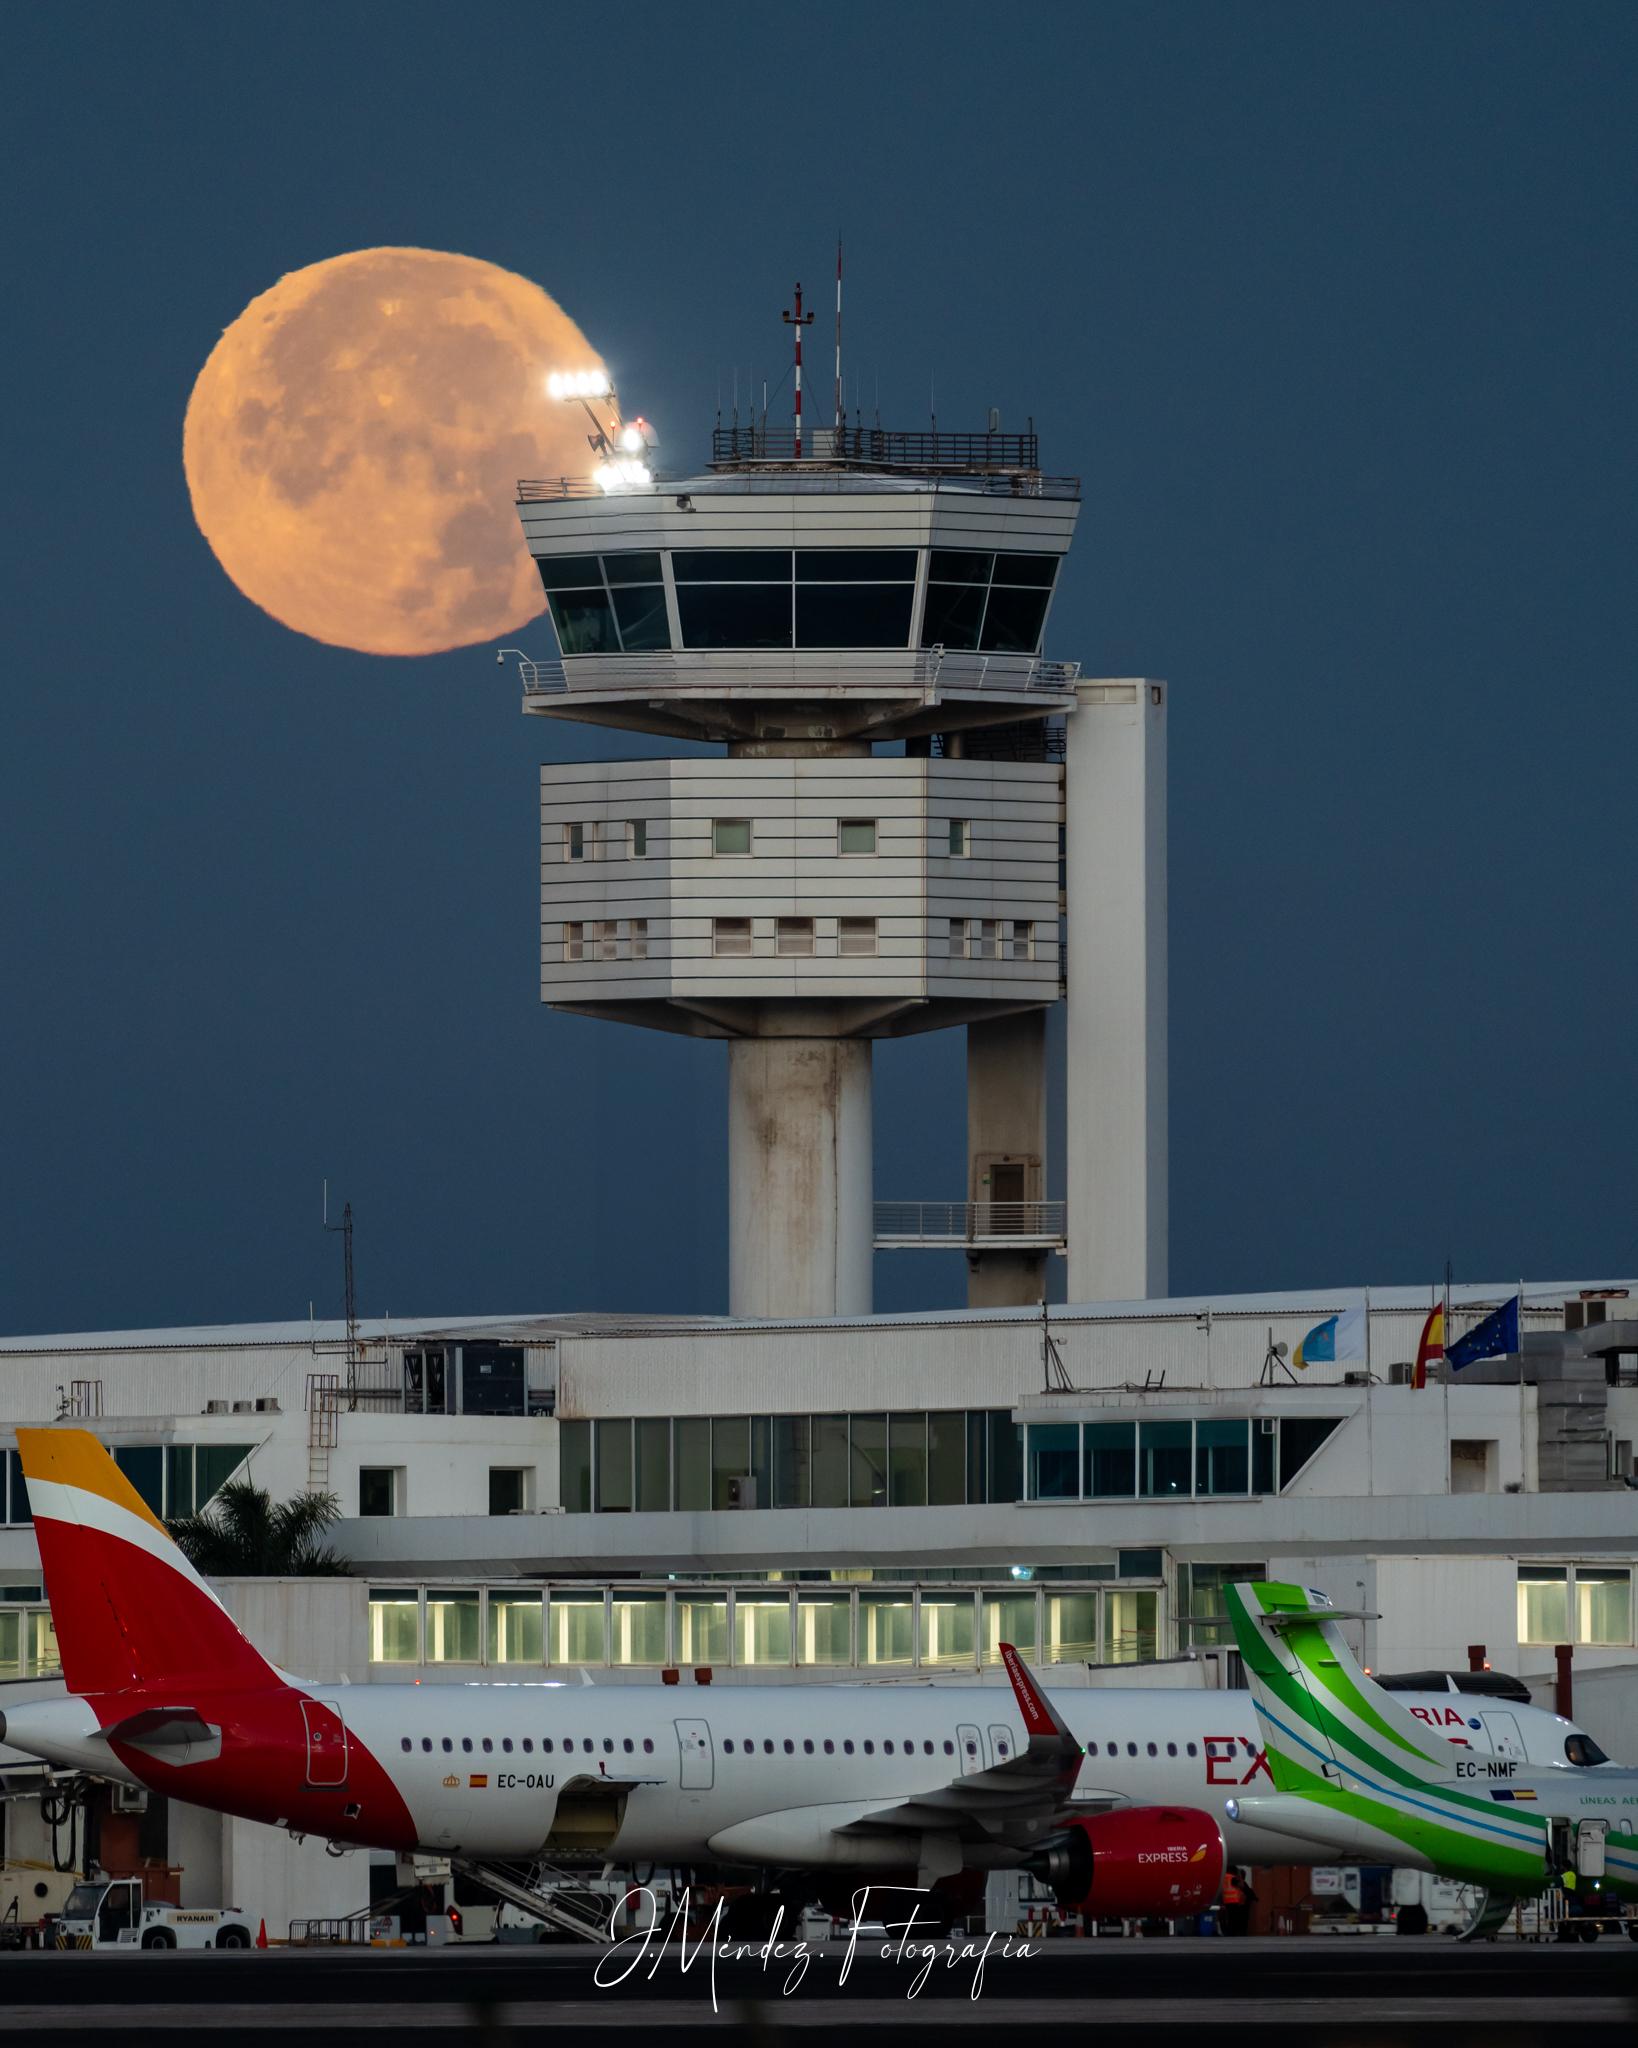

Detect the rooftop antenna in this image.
[1041,1297,1074,1394]
[323,1180,358,1398]
[834,237,843,435]
[1261,1327,1297,1386]
[782,283,814,460]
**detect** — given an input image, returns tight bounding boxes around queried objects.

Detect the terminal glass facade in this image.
[365,1575,1168,1672]
[561,1410,1023,1513]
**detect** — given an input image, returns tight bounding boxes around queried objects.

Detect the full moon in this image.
[183,248,604,656]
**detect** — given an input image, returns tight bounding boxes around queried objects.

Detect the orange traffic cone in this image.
[256,1919,268,1949]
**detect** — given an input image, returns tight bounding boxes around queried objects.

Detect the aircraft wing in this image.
[837,1643,1084,1845]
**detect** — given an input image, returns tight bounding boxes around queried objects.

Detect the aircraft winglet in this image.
[999,1641,1077,1746]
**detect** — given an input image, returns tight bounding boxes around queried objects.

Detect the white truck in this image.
[55,1876,255,1950]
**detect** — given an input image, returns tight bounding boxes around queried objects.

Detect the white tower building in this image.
[514,411,1164,1315]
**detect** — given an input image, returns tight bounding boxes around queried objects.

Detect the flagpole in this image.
[1365,1284,1372,1382]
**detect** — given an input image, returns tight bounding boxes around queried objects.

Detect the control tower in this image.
[512,383,1165,1319]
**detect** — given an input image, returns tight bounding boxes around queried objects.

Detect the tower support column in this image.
[1065,680,1168,1302]
[728,1038,873,1319]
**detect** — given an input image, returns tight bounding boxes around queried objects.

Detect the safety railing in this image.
[509,647,1077,701]
[873,1201,1067,1248]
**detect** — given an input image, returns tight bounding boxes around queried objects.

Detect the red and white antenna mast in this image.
[834,238,843,434]
[783,283,815,460]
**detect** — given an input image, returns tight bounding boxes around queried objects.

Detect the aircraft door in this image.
[987,1723,1017,1765]
[302,1698,349,1786]
[675,1718,713,1790]
[956,1724,984,1775]
[1480,1710,1525,1761]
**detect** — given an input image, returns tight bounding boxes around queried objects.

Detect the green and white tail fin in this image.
[1225,1580,1467,1792]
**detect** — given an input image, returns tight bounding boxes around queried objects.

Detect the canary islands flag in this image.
[1293,1304,1367,1370]
[1413,1305,1444,1390]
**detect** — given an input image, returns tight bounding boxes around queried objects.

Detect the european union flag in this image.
[1447,1296,1520,1371]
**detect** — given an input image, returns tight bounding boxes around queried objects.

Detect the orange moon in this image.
[183,248,604,656]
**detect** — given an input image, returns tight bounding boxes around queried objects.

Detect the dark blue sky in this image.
[2,4,1633,1334]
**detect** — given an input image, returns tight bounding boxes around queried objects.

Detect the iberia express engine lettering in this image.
[1024,1806,1225,1917]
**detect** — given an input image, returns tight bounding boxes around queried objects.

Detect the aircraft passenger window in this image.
[1147,1743,1157,1757]
[401,1738,411,1752]
[803,1739,814,1754]
[924,1741,934,1755]
[1167,1742,1176,1756]
[784,1739,794,1754]
[442,1738,453,1752]
[643,1738,654,1752]
[944,1740,954,1755]
[604,1739,614,1753]
[542,1739,554,1753]
[462,1738,473,1753]
[863,1741,874,1755]
[501,1739,512,1753]
[996,1740,1010,1758]
[624,1738,634,1753]
[1186,1743,1196,1757]
[523,1740,533,1753]
[724,1740,735,1753]
[422,1739,432,1752]
[1127,1742,1137,1756]
[843,1740,854,1754]
[583,1739,593,1752]
[482,1738,493,1753]
[763,1739,774,1754]
[884,1741,894,1755]
[964,1740,978,1758]
[825,1740,836,1754]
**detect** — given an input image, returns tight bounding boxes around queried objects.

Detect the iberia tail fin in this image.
[18,1428,281,1697]
[1225,1580,1469,1794]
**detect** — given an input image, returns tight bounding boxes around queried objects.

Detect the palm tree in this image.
[167,1480,351,1577]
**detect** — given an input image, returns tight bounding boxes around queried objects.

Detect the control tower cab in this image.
[513,410,1165,1321]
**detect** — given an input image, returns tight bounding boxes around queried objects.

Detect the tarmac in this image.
[0,1935,1634,2046]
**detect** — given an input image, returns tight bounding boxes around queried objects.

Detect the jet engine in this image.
[1022,1805,1224,1918]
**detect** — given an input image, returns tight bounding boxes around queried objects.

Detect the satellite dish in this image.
[1275,1342,1289,1358]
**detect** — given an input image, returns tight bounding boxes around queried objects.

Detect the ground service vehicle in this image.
[54,1877,253,1950]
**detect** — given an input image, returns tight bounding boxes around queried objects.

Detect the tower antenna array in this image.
[323,1182,358,1394]
[782,283,815,460]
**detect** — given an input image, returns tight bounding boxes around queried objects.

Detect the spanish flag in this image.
[1413,1305,1444,1390]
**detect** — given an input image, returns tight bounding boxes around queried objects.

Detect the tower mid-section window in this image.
[777,918,814,956]
[837,819,877,855]
[537,552,668,655]
[673,549,916,651]
[713,918,753,956]
[920,550,1058,654]
[713,818,751,855]
[838,917,878,956]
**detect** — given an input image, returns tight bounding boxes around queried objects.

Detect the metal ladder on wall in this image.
[306,1373,340,1493]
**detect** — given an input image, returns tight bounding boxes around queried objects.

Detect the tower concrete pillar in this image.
[966,1009,1048,1308]
[727,1037,873,1319]
[1065,680,1168,1302]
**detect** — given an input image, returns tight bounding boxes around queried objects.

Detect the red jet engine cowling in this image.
[1024,1805,1225,1918]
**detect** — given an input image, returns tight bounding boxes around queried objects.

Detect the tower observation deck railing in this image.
[512,649,1080,701]
[874,1201,1067,1249]
[710,425,1039,473]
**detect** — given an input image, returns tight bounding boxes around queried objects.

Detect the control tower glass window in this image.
[672,549,916,650]
[920,550,1058,654]
[537,552,668,654]
[795,550,915,649]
